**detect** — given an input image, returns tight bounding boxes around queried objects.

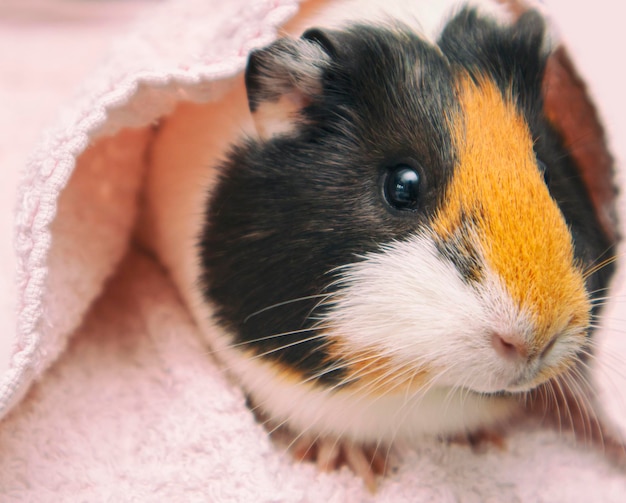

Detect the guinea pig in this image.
[141,0,619,490]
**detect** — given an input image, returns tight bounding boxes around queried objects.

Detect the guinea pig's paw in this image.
[445,428,507,454]
[281,432,393,492]
[304,437,389,492]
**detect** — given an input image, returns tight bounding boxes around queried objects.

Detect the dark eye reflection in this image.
[384,164,421,210]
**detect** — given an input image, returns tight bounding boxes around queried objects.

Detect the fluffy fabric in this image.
[1,0,626,501]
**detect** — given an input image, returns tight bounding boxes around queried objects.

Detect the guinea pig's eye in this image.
[383,164,421,211]
[537,158,550,186]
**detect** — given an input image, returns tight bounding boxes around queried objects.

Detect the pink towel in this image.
[2,0,626,500]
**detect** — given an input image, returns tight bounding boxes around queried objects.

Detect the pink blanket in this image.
[2,0,626,500]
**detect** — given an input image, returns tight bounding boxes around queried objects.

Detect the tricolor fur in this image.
[198,6,615,442]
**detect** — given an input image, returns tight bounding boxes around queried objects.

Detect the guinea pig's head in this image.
[200,8,615,398]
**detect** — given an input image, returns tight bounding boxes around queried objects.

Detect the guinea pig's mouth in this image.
[467,381,536,397]
[464,331,586,396]
[486,365,563,395]
[463,362,552,396]
[504,372,543,392]
[466,384,532,397]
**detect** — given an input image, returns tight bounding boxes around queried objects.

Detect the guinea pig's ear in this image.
[499,0,619,243]
[245,30,336,140]
[542,47,619,244]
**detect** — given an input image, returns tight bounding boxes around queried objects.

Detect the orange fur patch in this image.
[262,343,429,397]
[434,77,589,346]
[339,349,428,396]
[324,341,430,397]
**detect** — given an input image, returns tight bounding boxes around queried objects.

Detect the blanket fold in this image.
[4,0,300,417]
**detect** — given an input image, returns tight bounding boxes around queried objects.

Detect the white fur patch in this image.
[324,234,546,394]
[253,93,306,139]
[226,350,518,443]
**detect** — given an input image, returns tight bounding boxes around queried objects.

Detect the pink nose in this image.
[491,332,528,360]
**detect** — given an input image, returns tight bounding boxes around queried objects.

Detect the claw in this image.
[281,433,391,491]
[343,442,378,493]
[317,438,341,472]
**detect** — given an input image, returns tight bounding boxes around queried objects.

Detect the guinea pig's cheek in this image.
[320,344,433,396]
[321,234,492,394]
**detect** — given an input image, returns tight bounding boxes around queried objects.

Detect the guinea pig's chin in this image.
[457,362,549,395]
[474,365,562,395]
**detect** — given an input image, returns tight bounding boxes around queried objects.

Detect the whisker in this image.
[243,293,334,323]
[589,294,626,304]
[569,370,605,447]
[251,334,332,360]
[560,372,592,445]
[201,326,333,361]
[546,380,563,437]
[583,254,620,281]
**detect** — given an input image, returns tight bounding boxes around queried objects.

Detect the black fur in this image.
[436,211,485,284]
[202,25,458,383]
[199,8,616,385]
[438,8,547,123]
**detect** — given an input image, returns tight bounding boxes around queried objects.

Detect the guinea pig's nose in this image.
[491,332,529,361]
